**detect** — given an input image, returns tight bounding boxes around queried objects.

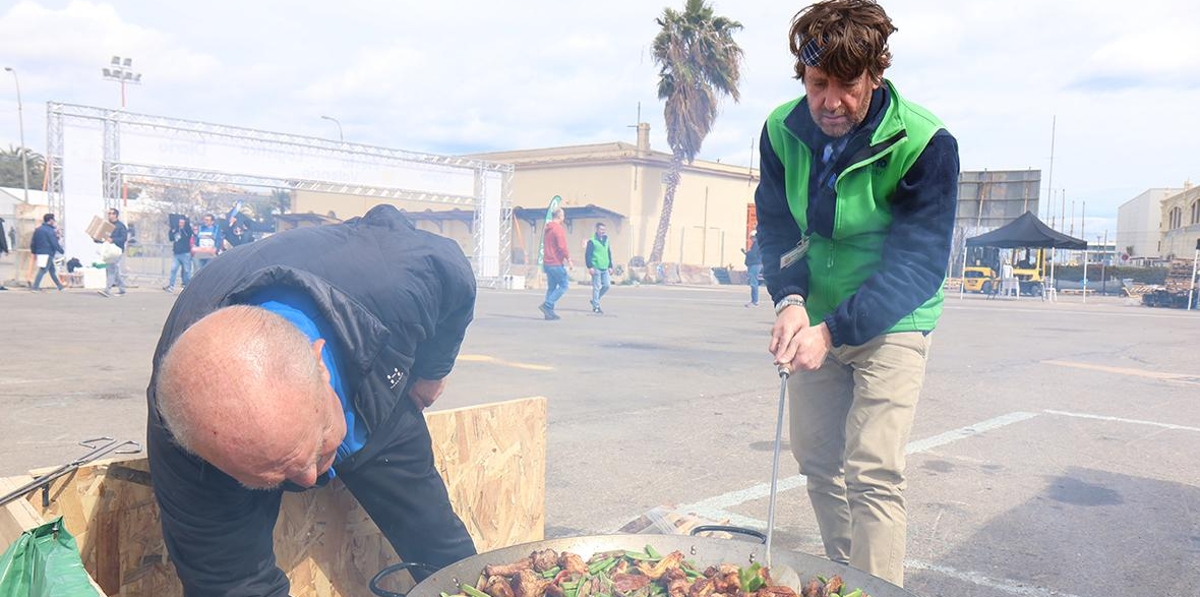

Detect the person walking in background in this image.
[0,216,9,290]
[754,0,959,585]
[99,208,129,297]
[743,230,763,307]
[192,214,221,270]
[585,222,614,314]
[538,208,571,320]
[164,215,194,293]
[31,213,65,292]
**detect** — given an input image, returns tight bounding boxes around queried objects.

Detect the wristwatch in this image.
[774,294,806,316]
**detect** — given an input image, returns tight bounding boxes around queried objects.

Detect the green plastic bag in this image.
[0,516,101,597]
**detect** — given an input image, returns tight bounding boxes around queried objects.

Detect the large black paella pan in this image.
[372,533,916,597]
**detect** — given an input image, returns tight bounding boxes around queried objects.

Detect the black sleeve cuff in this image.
[822,313,845,347]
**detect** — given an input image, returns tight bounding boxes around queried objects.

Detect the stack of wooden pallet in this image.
[1165,258,1197,293]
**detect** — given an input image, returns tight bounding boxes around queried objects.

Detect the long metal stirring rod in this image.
[765,364,791,569]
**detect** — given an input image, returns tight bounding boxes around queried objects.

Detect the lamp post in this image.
[320,115,344,142]
[3,67,28,204]
[101,55,142,108]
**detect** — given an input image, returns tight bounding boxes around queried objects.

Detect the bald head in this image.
[156,305,345,489]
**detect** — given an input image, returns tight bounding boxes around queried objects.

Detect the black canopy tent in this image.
[965,211,1088,249]
[960,211,1088,300]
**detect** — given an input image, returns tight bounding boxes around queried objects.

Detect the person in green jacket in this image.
[585,222,614,314]
[754,0,960,586]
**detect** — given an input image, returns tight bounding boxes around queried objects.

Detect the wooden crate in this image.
[0,396,547,597]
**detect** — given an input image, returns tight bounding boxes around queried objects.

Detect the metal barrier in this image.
[121,241,173,287]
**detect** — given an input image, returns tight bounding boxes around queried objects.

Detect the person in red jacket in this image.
[539,208,572,320]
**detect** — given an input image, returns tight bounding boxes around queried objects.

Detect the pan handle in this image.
[370,562,442,597]
[689,525,767,544]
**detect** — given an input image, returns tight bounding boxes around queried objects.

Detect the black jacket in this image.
[146,205,477,595]
[169,223,194,255]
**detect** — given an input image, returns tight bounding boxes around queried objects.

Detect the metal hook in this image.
[0,437,144,509]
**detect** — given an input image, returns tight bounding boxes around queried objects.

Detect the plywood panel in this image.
[0,476,110,597]
[34,459,178,597]
[431,396,547,551]
[6,396,547,597]
[0,476,44,547]
[279,396,548,597]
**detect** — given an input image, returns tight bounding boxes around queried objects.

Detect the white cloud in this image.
[0,1,220,88]
[0,0,1195,224]
[1082,26,1200,85]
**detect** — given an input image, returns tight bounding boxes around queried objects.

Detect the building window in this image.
[1169,206,1183,230]
[1192,200,1200,225]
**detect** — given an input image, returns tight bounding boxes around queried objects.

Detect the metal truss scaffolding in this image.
[46,102,513,287]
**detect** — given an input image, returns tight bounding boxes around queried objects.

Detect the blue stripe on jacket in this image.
[250,288,368,472]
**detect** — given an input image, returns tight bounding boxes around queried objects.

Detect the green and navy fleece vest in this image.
[763,81,946,332]
[590,235,611,270]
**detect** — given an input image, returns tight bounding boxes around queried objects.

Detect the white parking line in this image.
[907,560,1086,597]
[1044,409,1200,433]
[677,412,1038,524]
[656,411,1118,597]
[905,412,1039,454]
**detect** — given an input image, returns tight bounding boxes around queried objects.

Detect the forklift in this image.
[1008,247,1047,297]
[962,246,999,294]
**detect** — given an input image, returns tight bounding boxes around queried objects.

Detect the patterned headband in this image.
[800,37,825,67]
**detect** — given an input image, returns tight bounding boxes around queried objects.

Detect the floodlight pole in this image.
[3,67,28,204]
[101,56,142,109]
[100,57,142,205]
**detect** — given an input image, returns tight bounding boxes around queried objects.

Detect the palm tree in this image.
[0,145,47,190]
[648,0,743,263]
[270,188,293,215]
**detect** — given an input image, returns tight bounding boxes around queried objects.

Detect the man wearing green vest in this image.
[754,0,959,586]
[585,222,614,314]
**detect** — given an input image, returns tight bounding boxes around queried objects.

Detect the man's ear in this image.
[311,339,331,385]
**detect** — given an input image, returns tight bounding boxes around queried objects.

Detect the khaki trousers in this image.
[788,331,931,586]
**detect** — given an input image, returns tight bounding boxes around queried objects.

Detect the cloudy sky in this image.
[2,0,1198,238]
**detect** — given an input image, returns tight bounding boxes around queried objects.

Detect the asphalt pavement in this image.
[1,275,1197,597]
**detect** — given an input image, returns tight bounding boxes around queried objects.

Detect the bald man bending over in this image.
[147,205,477,596]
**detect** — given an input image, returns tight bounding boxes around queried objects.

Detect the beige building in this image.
[289,192,477,258]
[1116,187,1180,261]
[470,124,760,270]
[290,124,760,274]
[1160,182,1200,258]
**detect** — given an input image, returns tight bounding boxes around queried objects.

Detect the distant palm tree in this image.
[649,0,743,263]
[0,145,46,190]
[270,188,293,214]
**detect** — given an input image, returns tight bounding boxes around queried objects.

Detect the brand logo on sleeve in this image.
[387,367,405,389]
